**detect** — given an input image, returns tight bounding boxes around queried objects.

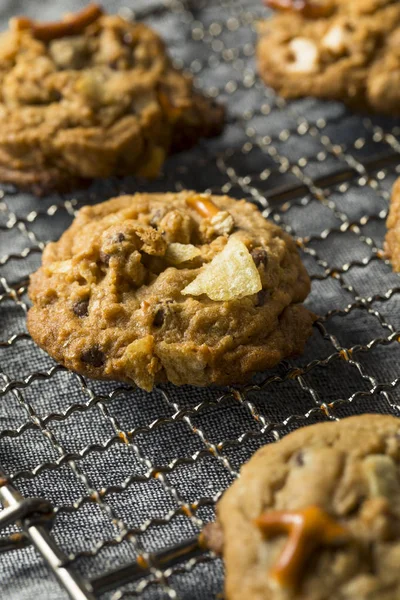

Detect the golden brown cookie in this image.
[212,414,400,600]
[0,4,224,194]
[258,0,400,114]
[385,177,400,272]
[27,191,314,390]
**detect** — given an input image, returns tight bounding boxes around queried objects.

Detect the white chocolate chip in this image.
[287,38,319,74]
[363,454,400,500]
[322,25,348,54]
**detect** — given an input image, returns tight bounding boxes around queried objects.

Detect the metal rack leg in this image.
[0,483,96,600]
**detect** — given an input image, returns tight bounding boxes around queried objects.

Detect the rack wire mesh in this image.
[1,0,400,598]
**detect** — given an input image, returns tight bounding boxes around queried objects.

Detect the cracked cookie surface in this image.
[0,4,224,193]
[257,0,400,114]
[215,414,400,600]
[27,191,314,390]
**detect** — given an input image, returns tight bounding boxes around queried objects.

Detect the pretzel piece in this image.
[11,3,103,42]
[265,0,334,18]
[186,194,221,218]
[255,505,349,589]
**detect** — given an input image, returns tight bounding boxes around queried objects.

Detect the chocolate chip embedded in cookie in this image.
[384,177,400,272]
[257,0,400,114]
[0,5,224,194]
[27,191,315,391]
[212,414,400,600]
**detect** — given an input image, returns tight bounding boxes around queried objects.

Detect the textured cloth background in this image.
[1,0,400,598]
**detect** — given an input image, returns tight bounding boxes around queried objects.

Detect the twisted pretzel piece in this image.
[11,3,103,42]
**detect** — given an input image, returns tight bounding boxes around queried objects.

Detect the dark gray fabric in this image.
[1,0,400,598]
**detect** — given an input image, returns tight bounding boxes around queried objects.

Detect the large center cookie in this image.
[27,191,314,390]
[211,414,400,600]
[0,4,223,193]
[257,0,400,114]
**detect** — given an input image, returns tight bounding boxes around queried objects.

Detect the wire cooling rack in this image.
[1,0,400,598]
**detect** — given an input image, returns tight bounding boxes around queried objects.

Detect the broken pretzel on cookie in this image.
[28,191,314,391]
[0,4,224,193]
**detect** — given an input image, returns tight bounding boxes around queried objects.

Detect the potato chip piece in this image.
[182,236,262,301]
[165,243,201,265]
[44,259,72,275]
[122,335,158,391]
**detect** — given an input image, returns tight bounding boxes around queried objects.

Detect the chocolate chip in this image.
[112,232,125,243]
[122,32,133,46]
[99,250,110,265]
[73,299,89,317]
[153,308,165,327]
[251,247,269,268]
[99,234,125,264]
[150,210,164,228]
[255,289,270,307]
[80,347,105,368]
[294,451,305,466]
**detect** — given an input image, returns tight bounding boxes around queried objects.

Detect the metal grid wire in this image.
[1,0,400,598]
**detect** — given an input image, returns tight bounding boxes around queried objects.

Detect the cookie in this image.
[385,177,400,272]
[0,4,224,194]
[257,0,400,114]
[210,414,400,600]
[27,191,314,391]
